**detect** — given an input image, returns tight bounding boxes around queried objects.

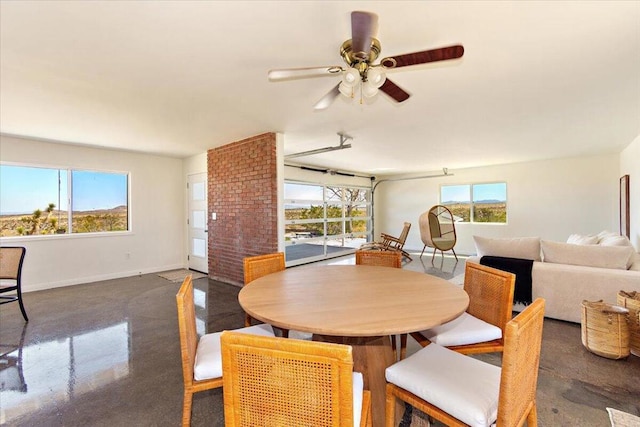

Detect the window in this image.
[440,182,507,223]
[0,164,129,236]
[284,181,371,265]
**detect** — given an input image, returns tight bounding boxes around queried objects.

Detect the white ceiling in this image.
[1,1,639,175]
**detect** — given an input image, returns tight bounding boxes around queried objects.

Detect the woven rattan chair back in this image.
[176,275,223,426]
[464,262,515,342]
[423,205,458,261]
[418,211,434,253]
[395,222,411,247]
[496,298,545,426]
[355,250,402,268]
[0,246,28,321]
[242,253,285,328]
[410,262,515,355]
[243,252,285,285]
[386,298,545,427]
[221,331,371,427]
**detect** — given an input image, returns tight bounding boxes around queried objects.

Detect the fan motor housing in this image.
[340,38,381,66]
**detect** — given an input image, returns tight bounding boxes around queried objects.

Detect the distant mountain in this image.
[475,199,505,204]
[442,199,505,205]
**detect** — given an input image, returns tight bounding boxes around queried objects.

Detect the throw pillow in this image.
[599,234,633,247]
[566,234,598,245]
[541,240,635,270]
[473,236,541,261]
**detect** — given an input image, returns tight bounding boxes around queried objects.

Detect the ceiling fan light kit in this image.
[268,11,464,110]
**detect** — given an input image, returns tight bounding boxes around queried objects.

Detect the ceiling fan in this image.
[268,11,464,110]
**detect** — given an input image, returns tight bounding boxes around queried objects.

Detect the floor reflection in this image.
[0,321,130,424]
[0,322,27,394]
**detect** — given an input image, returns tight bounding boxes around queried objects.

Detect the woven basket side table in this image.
[581,300,630,359]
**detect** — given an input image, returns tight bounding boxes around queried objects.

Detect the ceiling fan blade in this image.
[268,66,342,81]
[351,11,378,60]
[379,79,411,103]
[313,84,341,110]
[381,45,464,69]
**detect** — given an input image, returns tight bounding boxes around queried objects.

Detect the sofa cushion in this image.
[473,236,541,261]
[566,234,598,245]
[541,240,635,270]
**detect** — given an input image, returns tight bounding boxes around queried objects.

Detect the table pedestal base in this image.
[313,334,401,427]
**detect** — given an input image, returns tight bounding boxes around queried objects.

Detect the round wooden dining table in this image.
[239,264,469,427]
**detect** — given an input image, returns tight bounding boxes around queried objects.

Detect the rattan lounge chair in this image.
[419,205,458,262]
[360,222,412,261]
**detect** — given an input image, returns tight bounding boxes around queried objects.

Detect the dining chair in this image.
[220,331,372,427]
[176,274,275,427]
[385,298,545,427]
[243,252,311,340]
[407,262,515,359]
[355,249,402,268]
[355,249,405,360]
[243,252,285,328]
[0,246,28,321]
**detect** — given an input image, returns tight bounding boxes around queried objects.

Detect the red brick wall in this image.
[207,133,278,286]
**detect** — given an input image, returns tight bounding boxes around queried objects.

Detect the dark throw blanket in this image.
[480,255,534,305]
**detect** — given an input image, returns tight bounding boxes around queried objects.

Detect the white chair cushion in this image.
[193,323,275,381]
[385,344,501,427]
[419,312,502,347]
[352,372,364,427]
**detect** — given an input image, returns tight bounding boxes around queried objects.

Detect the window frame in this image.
[439,181,507,224]
[0,161,132,239]
[284,180,372,265]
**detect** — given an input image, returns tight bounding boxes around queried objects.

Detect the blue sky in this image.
[441,183,506,203]
[0,165,127,214]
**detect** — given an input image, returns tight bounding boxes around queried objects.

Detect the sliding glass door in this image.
[284,181,371,266]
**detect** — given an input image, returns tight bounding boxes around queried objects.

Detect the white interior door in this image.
[188,173,208,273]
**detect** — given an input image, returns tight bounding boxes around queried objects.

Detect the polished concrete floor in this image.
[1,253,639,426]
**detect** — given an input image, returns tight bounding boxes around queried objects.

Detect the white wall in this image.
[0,135,185,291]
[620,135,640,249]
[374,153,623,255]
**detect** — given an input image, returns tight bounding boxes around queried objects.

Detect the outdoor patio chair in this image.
[360,222,412,261]
[420,205,458,262]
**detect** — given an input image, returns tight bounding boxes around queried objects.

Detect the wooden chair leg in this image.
[527,403,538,426]
[391,335,397,360]
[385,384,397,427]
[451,248,458,261]
[182,391,193,427]
[400,333,407,360]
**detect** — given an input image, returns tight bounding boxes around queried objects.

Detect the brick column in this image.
[207,133,278,285]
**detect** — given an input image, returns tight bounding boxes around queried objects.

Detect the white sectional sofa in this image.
[467,232,640,323]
